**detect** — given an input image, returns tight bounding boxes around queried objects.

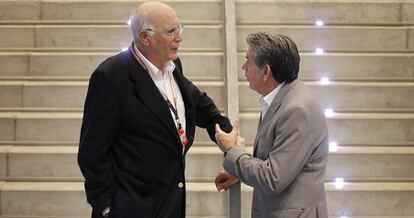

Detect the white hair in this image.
[130,9,155,45]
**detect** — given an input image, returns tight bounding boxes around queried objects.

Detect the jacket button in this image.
[178,182,183,188]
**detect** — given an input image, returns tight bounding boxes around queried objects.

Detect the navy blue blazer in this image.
[78,48,231,218]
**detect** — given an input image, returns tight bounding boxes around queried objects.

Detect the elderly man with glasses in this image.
[77,1,232,217]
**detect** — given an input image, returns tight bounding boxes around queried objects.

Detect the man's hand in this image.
[215,121,244,152]
[215,169,239,191]
[237,135,246,148]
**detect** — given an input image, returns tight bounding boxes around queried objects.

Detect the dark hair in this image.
[246,32,300,83]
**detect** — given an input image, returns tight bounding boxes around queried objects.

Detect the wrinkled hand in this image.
[237,135,246,148]
[215,169,239,191]
[215,121,244,152]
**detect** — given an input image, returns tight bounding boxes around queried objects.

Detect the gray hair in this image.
[246,32,300,83]
[130,8,155,44]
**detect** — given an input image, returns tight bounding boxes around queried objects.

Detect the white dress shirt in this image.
[134,44,186,133]
[260,83,284,120]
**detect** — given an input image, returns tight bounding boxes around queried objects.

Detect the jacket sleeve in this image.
[77,70,120,214]
[192,82,232,141]
[224,106,314,195]
[174,58,232,141]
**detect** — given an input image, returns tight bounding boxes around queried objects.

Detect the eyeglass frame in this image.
[143,25,184,37]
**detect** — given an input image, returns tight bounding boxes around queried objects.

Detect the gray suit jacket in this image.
[224,80,329,218]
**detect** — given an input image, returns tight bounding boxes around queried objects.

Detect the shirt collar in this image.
[260,82,284,108]
[133,43,176,79]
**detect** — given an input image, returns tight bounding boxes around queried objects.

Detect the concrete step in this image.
[236,25,413,51]
[326,146,414,181]
[0,81,88,108]
[1,25,413,51]
[0,112,81,142]
[326,112,414,144]
[1,216,413,218]
[1,181,414,217]
[0,216,413,218]
[236,1,414,25]
[0,25,222,50]
[235,112,414,144]
[1,51,413,80]
[238,52,414,81]
[0,80,224,108]
[0,0,221,23]
[239,81,414,110]
[0,141,78,147]
[189,145,414,182]
[2,80,414,109]
[1,0,413,25]
[2,140,412,149]
[0,111,413,143]
[1,145,414,182]
[0,51,224,80]
[0,182,90,217]
[0,146,80,181]
[0,216,90,218]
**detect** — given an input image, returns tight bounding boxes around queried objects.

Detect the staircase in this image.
[0,0,413,217]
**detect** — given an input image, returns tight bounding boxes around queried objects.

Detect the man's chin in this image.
[170,54,179,60]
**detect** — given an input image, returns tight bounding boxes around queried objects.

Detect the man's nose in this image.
[174,33,183,43]
[241,62,248,72]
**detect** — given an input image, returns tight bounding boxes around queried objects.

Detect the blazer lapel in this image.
[126,50,180,142]
[253,80,297,156]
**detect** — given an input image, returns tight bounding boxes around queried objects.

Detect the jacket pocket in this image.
[269,208,304,218]
[112,190,154,218]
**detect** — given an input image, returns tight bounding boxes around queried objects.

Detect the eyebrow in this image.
[168,25,181,30]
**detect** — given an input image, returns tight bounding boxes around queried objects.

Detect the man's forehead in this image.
[139,2,179,27]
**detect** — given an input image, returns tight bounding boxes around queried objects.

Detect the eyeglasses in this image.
[143,25,184,37]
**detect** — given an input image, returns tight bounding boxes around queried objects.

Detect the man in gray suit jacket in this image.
[215,32,329,218]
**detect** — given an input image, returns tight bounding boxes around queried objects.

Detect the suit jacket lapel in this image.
[126,49,179,142]
[253,113,262,156]
[253,80,297,156]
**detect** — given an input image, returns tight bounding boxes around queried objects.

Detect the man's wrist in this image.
[224,146,233,156]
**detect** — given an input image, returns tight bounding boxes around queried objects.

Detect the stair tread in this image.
[2,80,414,86]
[2,145,414,154]
[2,181,414,191]
[1,50,413,55]
[3,146,77,153]
[0,47,412,53]
[2,107,414,114]
[0,80,226,86]
[4,24,413,28]
[0,112,82,118]
[1,111,414,118]
[0,47,224,52]
[241,112,414,119]
[0,216,413,218]
[1,140,413,147]
[1,76,414,82]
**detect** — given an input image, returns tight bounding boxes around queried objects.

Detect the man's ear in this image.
[140,31,151,47]
[262,64,272,81]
